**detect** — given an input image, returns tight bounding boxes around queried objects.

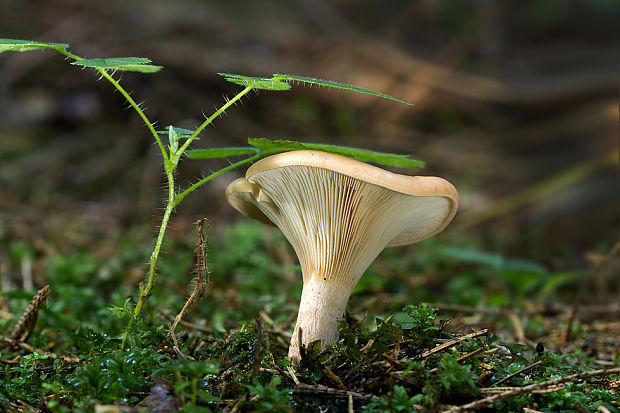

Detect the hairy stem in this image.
[39,45,269,348]
[121,168,175,348]
[57,48,167,162]
[121,88,259,347]
[96,69,168,161]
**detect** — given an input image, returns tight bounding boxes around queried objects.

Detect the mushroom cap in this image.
[225,150,458,246]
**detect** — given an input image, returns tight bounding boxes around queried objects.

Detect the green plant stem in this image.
[57,48,168,162]
[121,86,259,347]
[55,46,263,346]
[96,69,168,161]
[29,43,267,348]
[121,168,176,349]
[122,151,260,347]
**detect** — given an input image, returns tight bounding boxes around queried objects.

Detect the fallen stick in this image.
[295,383,371,400]
[445,367,620,412]
[415,329,489,360]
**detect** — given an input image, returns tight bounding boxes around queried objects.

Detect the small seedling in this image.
[0,38,423,347]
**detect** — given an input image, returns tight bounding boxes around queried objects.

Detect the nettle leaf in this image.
[187,147,259,159]
[273,74,413,106]
[0,38,70,54]
[218,73,291,91]
[72,57,162,73]
[248,138,425,169]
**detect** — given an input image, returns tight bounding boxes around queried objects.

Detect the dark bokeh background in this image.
[1,0,619,292]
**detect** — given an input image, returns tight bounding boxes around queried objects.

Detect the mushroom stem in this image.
[288,272,356,363]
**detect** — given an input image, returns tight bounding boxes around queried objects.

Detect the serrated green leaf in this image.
[247,138,425,168]
[156,126,195,139]
[72,57,162,73]
[186,147,259,159]
[0,38,70,54]
[218,73,291,91]
[220,72,413,105]
[273,74,413,106]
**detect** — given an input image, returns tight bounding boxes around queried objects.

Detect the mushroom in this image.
[225,150,458,363]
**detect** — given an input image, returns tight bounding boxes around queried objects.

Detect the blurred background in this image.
[1,0,618,344]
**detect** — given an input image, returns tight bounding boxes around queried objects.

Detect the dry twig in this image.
[415,329,489,360]
[269,360,294,382]
[159,310,214,334]
[492,361,543,387]
[295,383,371,400]
[445,368,620,412]
[324,366,347,391]
[481,383,566,394]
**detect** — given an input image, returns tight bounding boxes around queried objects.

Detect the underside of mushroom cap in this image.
[226,150,459,247]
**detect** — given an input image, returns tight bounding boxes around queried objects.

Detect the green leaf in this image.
[0,38,70,54]
[72,57,162,73]
[156,126,195,139]
[219,73,413,106]
[218,73,291,91]
[247,138,425,168]
[168,126,179,153]
[186,147,259,159]
[273,73,413,106]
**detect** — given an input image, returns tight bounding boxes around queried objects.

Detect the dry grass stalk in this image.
[416,329,489,360]
[169,218,210,347]
[9,285,50,341]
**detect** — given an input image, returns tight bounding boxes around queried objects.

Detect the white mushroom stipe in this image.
[225,150,458,363]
